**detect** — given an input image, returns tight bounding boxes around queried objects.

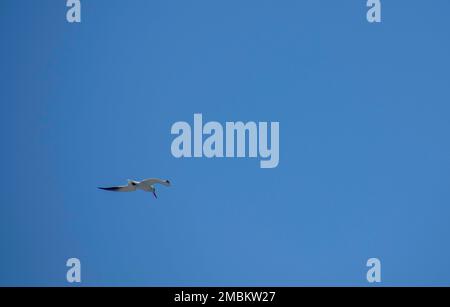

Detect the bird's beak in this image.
[153,191,158,199]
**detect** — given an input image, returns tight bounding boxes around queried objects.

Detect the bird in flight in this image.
[98,178,171,198]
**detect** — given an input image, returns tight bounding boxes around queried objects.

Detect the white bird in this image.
[98,178,171,198]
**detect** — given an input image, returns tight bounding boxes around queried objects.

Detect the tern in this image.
[98,178,171,198]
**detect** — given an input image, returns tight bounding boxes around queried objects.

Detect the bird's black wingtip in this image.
[98,187,117,191]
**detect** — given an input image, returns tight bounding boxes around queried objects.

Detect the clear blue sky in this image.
[1,0,450,286]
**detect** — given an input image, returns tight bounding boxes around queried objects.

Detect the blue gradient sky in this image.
[1,0,450,286]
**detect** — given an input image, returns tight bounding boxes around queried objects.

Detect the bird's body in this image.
[98,178,171,198]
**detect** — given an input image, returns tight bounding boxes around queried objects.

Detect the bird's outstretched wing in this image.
[98,185,136,192]
[141,178,171,187]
